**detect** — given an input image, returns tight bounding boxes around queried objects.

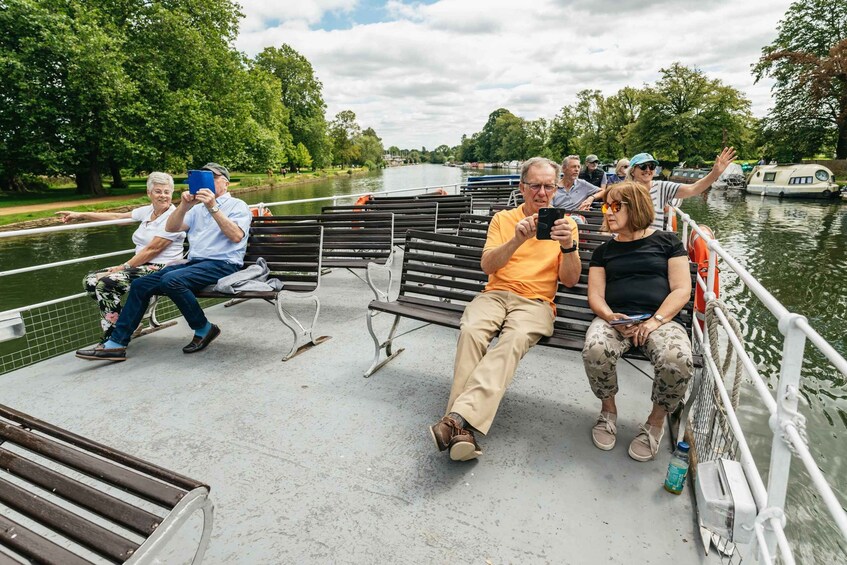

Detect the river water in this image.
[0,164,844,560]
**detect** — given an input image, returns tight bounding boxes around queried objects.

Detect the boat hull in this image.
[745,184,839,199]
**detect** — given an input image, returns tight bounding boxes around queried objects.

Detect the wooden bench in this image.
[322,202,439,242]
[193,223,329,361]
[368,195,472,234]
[248,213,395,300]
[363,230,696,377]
[460,186,520,210]
[0,404,212,564]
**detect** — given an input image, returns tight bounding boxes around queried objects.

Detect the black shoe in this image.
[76,344,127,362]
[182,324,221,354]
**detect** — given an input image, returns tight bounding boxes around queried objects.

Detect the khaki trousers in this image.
[447,290,554,434]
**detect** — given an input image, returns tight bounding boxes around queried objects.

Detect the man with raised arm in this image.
[76,163,251,362]
[429,157,582,461]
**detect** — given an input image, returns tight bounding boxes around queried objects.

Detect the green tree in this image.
[457,133,479,162]
[597,87,644,159]
[753,0,847,158]
[254,44,331,168]
[630,63,753,162]
[290,142,313,171]
[572,90,604,158]
[547,107,578,161]
[355,127,384,166]
[476,108,514,161]
[329,110,361,166]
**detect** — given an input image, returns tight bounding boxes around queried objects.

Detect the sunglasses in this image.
[636,163,657,171]
[601,201,627,214]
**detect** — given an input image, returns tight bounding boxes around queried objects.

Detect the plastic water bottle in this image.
[664,441,690,495]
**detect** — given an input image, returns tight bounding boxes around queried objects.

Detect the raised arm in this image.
[55,210,132,223]
[165,191,195,233]
[676,147,737,199]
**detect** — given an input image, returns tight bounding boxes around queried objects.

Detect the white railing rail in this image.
[673,205,847,563]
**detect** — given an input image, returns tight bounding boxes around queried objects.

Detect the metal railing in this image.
[672,204,847,564]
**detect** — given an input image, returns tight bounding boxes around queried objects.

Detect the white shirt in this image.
[130,204,185,265]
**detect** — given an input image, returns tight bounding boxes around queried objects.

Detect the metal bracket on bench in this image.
[134,296,178,338]
[363,310,407,377]
[365,258,395,302]
[275,292,331,361]
[125,486,214,565]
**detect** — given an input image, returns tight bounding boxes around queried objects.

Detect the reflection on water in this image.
[680,189,847,561]
[1,167,845,559]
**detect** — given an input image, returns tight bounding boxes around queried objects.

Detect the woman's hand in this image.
[106,265,125,274]
[630,317,662,346]
[55,211,81,223]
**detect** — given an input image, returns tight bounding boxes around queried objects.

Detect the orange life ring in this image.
[251,207,272,217]
[432,188,448,196]
[688,226,719,330]
[354,194,373,211]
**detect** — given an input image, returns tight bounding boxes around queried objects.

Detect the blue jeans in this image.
[110,259,240,347]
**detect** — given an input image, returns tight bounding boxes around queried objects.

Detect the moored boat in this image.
[669,167,710,184]
[745,163,840,198]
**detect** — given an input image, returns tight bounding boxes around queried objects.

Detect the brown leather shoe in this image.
[449,428,482,461]
[429,415,463,452]
[75,344,127,362]
[182,324,221,354]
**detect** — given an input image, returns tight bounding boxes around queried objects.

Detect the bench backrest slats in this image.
[0,514,92,565]
[0,448,160,536]
[0,422,184,508]
[243,224,323,289]
[0,405,203,492]
[0,478,139,562]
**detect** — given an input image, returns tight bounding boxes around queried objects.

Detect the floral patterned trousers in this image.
[582,317,693,412]
[83,264,163,341]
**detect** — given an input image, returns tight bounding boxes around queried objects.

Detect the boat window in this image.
[763,172,776,182]
[815,170,830,182]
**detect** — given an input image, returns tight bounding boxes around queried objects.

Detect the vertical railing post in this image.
[764,312,807,558]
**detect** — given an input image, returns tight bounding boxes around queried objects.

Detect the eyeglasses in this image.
[523,183,557,193]
[636,163,656,172]
[601,201,627,214]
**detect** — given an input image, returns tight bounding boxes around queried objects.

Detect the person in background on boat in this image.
[582,181,693,462]
[626,147,737,230]
[75,163,251,362]
[579,154,607,189]
[429,157,582,461]
[552,155,605,211]
[606,159,630,185]
[55,172,185,343]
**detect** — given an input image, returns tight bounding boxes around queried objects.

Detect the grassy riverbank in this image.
[0,167,370,229]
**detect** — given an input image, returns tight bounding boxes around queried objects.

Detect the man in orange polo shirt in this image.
[430,157,582,461]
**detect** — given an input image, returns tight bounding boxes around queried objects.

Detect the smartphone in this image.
[536,208,567,240]
[187,170,215,195]
[609,314,652,326]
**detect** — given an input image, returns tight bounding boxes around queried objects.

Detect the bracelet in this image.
[560,243,578,254]
[122,262,132,270]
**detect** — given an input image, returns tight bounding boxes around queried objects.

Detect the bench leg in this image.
[133,296,178,338]
[364,310,405,377]
[275,294,331,361]
[365,259,395,302]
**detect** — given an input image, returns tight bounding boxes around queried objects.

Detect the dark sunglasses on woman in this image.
[601,201,627,214]
[636,163,656,171]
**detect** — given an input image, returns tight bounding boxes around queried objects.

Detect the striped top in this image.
[650,180,681,230]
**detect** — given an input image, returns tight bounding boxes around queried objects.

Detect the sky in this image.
[235,0,795,150]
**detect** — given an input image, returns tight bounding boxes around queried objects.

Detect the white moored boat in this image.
[745,163,839,199]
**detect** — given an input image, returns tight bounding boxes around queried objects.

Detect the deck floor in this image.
[1,264,713,564]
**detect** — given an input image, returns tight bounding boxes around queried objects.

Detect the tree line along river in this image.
[0,164,845,560]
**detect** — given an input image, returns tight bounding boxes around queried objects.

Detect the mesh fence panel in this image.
[686,340,743,564]
[0,295,224,375]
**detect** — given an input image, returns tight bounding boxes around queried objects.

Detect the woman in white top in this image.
[55,172,186,341]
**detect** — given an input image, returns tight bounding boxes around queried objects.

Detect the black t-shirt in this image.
[579,168,605,188]
[589,231,687,322]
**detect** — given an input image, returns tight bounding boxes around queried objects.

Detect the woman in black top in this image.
[582,181,693,462]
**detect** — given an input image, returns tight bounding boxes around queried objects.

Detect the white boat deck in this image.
[1,264,715,563]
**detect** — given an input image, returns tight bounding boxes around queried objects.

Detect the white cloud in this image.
[236,0,794,150]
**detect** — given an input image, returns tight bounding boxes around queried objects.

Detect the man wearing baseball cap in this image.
[76,162,251,361]
[579,154,607,189]
[625,147,736,230]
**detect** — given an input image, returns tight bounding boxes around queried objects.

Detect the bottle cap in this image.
[677,441,690,452]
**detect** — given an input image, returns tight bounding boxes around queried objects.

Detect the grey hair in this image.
[146,172,174,194]
[520,157,561,183]
[561,154,580,169]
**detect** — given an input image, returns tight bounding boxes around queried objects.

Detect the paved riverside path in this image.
[0,194,139,216]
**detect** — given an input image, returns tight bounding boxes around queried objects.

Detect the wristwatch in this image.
[654,314,666,324]
[122,262,132,270]
[560,243,578,254]
[210,204,220,214]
